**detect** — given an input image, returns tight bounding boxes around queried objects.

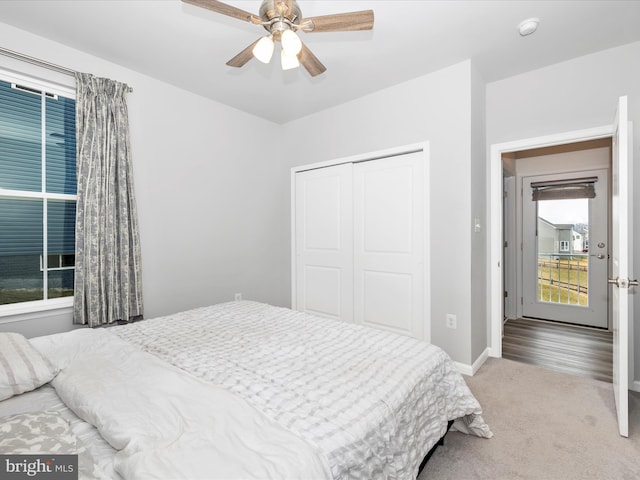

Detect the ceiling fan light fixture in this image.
[281,49,300,70]
[252,35,275,63]
[281,29,302,56]
[181,0,374,77]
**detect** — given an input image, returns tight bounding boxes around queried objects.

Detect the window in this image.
[559,240,569,252]
[0,73,76,310]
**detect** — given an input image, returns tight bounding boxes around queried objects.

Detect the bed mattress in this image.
[110,300,492,479]
[4,300,491,479]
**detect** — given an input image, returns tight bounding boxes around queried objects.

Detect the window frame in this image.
[0,68,76,320]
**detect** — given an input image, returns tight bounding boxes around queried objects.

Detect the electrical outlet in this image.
[446,313,457,329]
[234,293,242,301]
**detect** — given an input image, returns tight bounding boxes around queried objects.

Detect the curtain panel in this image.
[73,73,143,327]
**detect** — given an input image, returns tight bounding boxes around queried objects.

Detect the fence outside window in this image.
[537,253,588,306]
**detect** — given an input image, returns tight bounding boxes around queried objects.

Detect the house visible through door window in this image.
[536,197,589,307]
[0,75,76,309]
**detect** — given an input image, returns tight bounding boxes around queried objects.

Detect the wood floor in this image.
[502,318,613,383]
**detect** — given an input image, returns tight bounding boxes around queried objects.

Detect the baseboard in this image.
[632,380,640,393]
[455,348,490,377]
[454,362,472,376]
[471,348,490,375]
[487,346,500,358]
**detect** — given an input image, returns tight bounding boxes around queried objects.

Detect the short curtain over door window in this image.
[73,72,143,326]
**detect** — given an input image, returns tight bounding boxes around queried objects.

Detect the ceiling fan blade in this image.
[300,10,374,33]
[298,42,326,77]
[226,39,261,68]
[182,0,259,23]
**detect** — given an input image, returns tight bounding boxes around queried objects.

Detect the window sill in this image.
[0,298,73,324]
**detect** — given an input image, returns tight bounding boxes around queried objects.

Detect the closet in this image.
[292,149,427,341]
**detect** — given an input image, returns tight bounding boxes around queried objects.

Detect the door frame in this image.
[488,126,614,358]
[290,141,431,342]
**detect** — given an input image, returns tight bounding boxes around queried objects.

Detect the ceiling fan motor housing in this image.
[259,0,301,36]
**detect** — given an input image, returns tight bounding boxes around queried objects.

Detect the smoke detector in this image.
[518,18,539,36]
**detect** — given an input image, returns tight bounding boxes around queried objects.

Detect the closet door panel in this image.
[294,164,353,321]
[361,164,413,254]
[361,271,413,331]
[302,265,342,318]
[353,152,425,339]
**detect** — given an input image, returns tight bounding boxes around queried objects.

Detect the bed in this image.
[1,300,492,479]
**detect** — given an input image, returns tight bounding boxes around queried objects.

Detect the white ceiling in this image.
[1,1,640,124]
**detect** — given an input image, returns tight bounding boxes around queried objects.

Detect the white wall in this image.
[470,62,488,363]
[280,61,481,365]
[129,76,284,317]
[0,22,284,336]
[487,41,640,386]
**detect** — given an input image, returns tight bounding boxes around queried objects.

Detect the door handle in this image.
[608,277,639,288]
[608,277,619,287]
[590,254,606,259]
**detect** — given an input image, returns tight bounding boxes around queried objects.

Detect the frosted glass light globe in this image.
[253,36,274,63]
[281,30,302,56]
[281,49,300,70]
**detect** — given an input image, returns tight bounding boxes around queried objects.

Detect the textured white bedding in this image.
[111,300,492,479]
[12,300,492,479]
[32,328,331,480]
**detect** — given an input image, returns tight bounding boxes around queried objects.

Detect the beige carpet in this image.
[418,357,640,480]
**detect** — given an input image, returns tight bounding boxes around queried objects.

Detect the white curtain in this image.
[73,73,143,327]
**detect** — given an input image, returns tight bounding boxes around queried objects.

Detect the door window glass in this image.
[536,198,589,306]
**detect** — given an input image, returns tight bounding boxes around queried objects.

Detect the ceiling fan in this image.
[182,0,374,76]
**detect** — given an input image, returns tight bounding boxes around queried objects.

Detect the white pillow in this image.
[0,332,58,401]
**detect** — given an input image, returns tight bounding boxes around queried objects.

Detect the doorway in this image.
[489,97,632,437]
[501,139,613,380]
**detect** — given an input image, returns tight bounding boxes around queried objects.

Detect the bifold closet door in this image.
[294,163,353,322]
[353,152,425,339]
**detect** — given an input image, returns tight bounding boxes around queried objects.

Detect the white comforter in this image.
[32,329,331,480]
[111,301,492,479]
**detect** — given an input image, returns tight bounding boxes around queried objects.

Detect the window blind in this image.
[531,176,597,201]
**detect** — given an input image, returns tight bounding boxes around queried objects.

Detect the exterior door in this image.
[294,163,353,322]
[611,96,631,437]
[353,152,425,339]
[522,169,609,328]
